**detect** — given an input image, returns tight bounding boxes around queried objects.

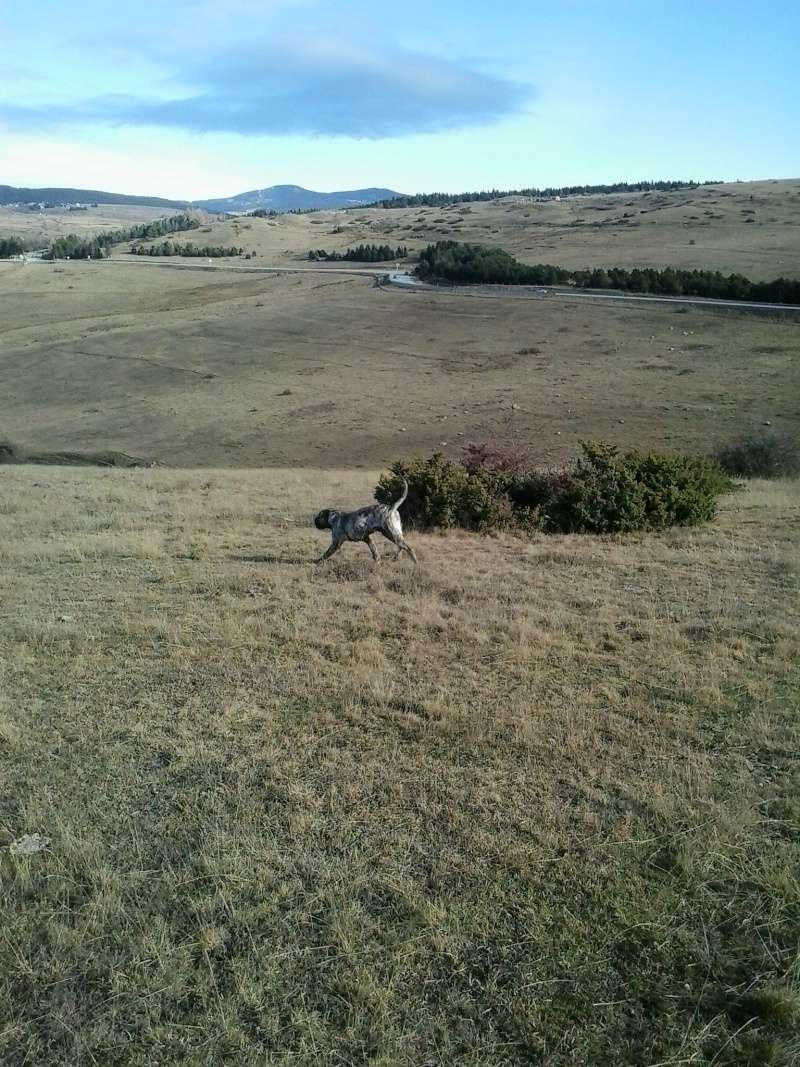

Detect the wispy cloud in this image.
[0,39,532,139]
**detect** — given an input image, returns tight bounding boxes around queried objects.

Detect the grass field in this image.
[1,260,798,469]
[1,465,798,1065]
[1,178,799,1065]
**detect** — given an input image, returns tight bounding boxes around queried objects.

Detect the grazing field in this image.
[0,204,184,248]
[114,179,800,281]
[2,178,799,1065]
[1,466,798,1065]
[1,259,798,469]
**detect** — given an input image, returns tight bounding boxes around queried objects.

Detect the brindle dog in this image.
[314,479,417,563]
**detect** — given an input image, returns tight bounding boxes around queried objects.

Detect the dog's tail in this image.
[391,477,409,510]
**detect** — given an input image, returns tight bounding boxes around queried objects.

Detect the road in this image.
[383,273,800,314]
[9,254,799,314]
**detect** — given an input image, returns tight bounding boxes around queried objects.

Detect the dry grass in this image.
[1,465,798,1065]
[1,260,798,469]
[3,180,798,279]
[0,203,183,248]
[114,178,800,280]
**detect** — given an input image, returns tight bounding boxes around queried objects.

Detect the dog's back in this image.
[342,503,393,541]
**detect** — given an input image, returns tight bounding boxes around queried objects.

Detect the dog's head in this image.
[314,508,334,530]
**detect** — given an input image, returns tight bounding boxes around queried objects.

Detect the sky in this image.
[0,0,797,200]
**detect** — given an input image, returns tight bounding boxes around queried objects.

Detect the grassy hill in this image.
[1,465,798,1065]
[2,175,799,1065]
[0,203,186,249]
[3,179,799,280]
[120,178,800,281]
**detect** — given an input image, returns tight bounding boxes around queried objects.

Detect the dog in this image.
[314,479,418,564]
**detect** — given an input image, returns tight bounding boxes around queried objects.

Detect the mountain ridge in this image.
[192,185,403,213]
[0,184,187,209]
[1,182,402,214]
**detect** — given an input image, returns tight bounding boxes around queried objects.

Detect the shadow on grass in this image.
[232,553,314,565]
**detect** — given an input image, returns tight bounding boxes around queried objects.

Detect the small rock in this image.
[618,419,625,424]
[439,441,448,446]
[278,388,292,396]
[554,431,561,436]
[399,427,407,432]
[58,614,73,623]
[763,420,772,426]
[9,834,50,857]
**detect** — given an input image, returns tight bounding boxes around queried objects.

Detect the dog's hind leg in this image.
[384,528,417,564]
[398,537,418,564]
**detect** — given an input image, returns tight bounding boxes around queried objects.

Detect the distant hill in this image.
[0,185,187,209]
[370,179,722,209]
[193,185,403,214]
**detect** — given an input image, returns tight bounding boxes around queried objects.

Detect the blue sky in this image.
[0,0,797,199]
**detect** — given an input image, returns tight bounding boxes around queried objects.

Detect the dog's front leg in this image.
[319,537,343,562]
[365,535,380,562]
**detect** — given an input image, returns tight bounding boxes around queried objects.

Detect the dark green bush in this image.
[714,429,800,478]
[375,442,734,537]
[375,453,524,532]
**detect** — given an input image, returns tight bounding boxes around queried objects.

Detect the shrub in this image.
[375,454,519,532]
[375,442,734,538]
[531,443,734,534]
[714,429,800,479]
[460,440,534,474]
[624,449,734,528]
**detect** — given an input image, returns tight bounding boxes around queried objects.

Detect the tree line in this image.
[48,234,112,260]
[370,180,720,209]
[46,214,200,260]
[416,241,800,305]
[0,236,26,257]
[308,244,408,262]
[113,213,200,242]
[416,242,570,285]
[571,266,800,304]
[130,242,244,258]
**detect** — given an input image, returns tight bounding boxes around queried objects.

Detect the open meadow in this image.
[2,178,800,1065]
[1,258,798,469]
[1,465,798,1065]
